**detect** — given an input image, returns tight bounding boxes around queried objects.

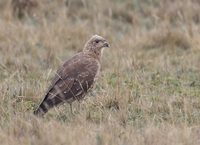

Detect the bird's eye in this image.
[95,40,100,43]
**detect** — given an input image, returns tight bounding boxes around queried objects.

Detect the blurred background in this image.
[0,0,200,145]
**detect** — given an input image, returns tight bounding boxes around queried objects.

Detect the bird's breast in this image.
[94,60,101,81]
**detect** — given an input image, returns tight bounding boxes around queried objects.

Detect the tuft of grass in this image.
[136,28,191,50]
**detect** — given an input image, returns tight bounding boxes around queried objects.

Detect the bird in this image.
[34,35,109,116]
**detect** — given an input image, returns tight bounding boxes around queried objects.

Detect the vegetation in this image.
[0,0,200,144]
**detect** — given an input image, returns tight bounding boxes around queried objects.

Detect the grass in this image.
[0,0,200,144]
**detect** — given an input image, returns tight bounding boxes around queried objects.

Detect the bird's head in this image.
[83,35,109,55]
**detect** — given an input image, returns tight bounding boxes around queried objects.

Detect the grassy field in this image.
[0,0,200,144]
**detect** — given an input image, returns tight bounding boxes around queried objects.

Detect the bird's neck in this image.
[83,50,101,61]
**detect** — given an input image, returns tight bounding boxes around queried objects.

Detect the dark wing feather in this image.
[34,53,99,116]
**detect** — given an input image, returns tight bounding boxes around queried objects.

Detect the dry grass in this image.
[0,0,200,144]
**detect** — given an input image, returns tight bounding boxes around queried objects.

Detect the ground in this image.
[0,0,200,145]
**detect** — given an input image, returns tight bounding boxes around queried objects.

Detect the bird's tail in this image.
[33,95,64,116]
[33,102,49,117]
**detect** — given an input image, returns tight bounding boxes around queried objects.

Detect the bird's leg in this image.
[77,101,81,114]
[70,103,74,115]
[77,99,84,114]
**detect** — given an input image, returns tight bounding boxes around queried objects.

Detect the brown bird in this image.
[34,35,109,116]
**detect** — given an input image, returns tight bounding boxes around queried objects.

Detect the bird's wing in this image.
[44,54,81,95]
[37,53,99,109]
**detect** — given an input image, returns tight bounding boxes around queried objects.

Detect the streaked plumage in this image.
[34,35,109,116]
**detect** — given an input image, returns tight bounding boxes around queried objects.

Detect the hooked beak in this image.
[103,41,110,48]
